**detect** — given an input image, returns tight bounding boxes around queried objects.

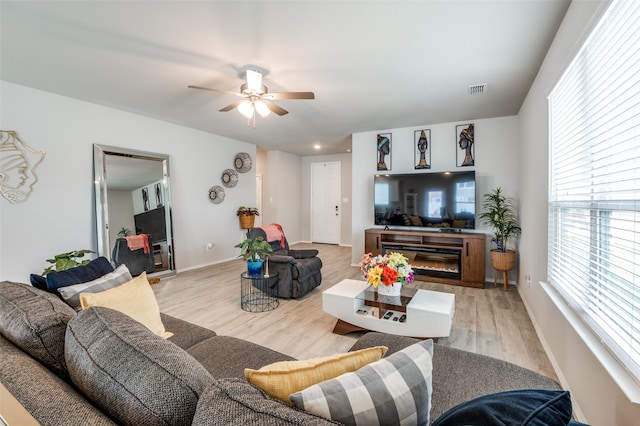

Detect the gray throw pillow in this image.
[65,306,213,426]
[290,339,434,426]
[192,378,336,426]
[0,281,75,378]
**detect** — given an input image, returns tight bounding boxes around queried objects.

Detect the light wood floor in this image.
[152,243,557,381]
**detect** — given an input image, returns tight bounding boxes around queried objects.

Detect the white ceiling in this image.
[1,1,570,156]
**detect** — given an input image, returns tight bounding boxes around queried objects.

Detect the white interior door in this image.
[311,162,341,244]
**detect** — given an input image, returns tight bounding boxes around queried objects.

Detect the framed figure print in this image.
[377,133,391,171]
[141,187,150,211]
[456,123,475,167]
[155,182,163,208]
[414,129,431,169]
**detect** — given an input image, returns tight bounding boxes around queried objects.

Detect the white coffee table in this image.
[322,279,455,339]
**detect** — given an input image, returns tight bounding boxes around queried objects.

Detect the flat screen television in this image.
[374,170,476,230]
[134,206,167,243]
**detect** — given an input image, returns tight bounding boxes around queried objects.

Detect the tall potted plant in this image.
[235,235,273,276]
[478,187,522,275]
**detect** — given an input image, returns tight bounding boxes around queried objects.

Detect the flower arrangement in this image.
[359,252,415,289]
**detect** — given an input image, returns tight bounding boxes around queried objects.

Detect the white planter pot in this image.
[377,282,402,296]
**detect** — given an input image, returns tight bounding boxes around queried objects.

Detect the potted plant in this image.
[478,187,522,279]
[42,249,95,275]
[237,206,260,229]
[235,235,272,276]
[118,227,132,238]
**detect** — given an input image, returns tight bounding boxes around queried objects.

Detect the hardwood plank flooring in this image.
[152,243,557,381]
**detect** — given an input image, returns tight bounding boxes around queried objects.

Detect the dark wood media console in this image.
[364,228,486,288]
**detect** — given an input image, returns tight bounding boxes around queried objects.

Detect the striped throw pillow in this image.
[289,339,433,426]
[57,264,132,309]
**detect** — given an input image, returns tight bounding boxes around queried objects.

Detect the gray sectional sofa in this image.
[0,280,572,425]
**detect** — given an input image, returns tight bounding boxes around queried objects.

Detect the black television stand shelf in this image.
[364,228,486,288]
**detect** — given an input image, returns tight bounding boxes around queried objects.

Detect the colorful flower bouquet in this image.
[359,252,415,289]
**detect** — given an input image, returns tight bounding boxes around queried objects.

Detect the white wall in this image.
[300,153,353,246]
[106,190,135,245]
[351,116,519,281]
[261,150,302,242]
[0,81,256,281]
[518,1,640,424]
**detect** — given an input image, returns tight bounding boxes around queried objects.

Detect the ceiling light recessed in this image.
[468,83,488,95]
[314,144,321,150]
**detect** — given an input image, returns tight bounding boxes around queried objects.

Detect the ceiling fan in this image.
[188,69,315,125]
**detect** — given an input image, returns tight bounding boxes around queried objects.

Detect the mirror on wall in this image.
[93,144,175,279]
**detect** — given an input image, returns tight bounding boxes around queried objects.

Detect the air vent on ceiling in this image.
[468,83,488,95]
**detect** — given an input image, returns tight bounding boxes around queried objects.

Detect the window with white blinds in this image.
[548,0,640,383]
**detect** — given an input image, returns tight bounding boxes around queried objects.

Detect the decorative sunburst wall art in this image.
[0,130,46,204]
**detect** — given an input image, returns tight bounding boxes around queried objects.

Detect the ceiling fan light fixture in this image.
[238,100,254,119]
[189,66,314,126]
[246,69,263,93]
[254,100,271,118]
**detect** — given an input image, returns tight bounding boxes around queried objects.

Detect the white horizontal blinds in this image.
[548,0,640,383]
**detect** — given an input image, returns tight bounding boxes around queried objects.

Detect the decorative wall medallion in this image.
[221,168,238,188]
[0,130,46,204]
[208,185,225,204]
[234,152,252,173]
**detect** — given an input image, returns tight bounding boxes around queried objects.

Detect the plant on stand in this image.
[237,206,260,229]
[478,187,522,290]
[235,235,273,276]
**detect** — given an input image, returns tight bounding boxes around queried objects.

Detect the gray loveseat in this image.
[0,280,568,425]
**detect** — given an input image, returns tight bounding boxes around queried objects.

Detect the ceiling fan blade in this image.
[219,100,243,112]
[264,91,315,100]
[188,85,243,97]
[264,100,289,116]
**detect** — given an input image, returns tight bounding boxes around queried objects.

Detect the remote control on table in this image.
[383,311,393,320]
[399,314,407,323]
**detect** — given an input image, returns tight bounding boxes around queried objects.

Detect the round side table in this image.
[240,272,279,312]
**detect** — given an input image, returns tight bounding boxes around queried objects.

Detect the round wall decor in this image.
[208,185,225,204]
[234,152,252,173]
[221,168,238,188]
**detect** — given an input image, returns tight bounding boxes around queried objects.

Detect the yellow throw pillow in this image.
[245,346,388,405]
[409,215,423,226]
[79,272,173,339]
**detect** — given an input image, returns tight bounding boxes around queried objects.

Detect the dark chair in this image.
[112,236,155,276]
[247,226,322,299]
